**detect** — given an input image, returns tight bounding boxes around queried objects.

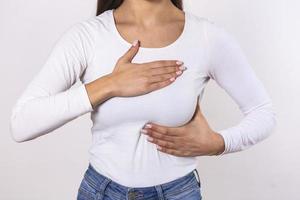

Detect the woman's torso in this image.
[80,9,211,187]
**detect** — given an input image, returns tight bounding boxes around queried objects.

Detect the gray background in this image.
[1,0,298,199]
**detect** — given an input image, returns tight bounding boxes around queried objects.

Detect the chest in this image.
[82,42,210,128]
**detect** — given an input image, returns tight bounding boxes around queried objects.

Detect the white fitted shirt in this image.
[10,9,277,187]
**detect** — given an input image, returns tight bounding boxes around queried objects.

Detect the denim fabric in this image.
[77,163,202,200]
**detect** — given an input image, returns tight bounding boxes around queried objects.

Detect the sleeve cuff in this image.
[215,129,230,156]
[75,84,94,113]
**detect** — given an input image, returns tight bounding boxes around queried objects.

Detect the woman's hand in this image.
[140,102,225,156]
[85,39,187,109]
[108,40,187,97]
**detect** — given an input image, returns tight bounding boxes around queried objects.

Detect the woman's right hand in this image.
[108,40,187,97]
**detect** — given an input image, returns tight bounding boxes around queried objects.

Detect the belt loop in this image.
[193,169,201,187]
[155,185,165,200]
[96,178,111,200]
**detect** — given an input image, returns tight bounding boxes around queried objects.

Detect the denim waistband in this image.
[83,163,201,199]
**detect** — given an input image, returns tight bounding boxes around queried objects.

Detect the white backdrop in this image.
[0,0,298,199]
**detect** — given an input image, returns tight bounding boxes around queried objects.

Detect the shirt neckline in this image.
[109,8,189,52]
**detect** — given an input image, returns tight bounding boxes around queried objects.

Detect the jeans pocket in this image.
[164,174,201,200]
[165,186,201,200]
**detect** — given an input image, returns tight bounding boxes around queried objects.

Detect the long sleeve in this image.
[204,21,277,155]
[10,22,95,142]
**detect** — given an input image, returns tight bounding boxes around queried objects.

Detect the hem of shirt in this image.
[88,158,198,187]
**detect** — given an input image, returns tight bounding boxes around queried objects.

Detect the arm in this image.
[10,22,96,143]
[204,20,277,155]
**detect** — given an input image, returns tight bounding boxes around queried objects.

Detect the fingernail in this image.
[176,61,184,65]
[156,145,162,150]
[170,77,176,81]
[179,65,187,70]
[147,137,153,141]
[141,129,148,134]
[145,124,152,128]
[176,70,182,75]
[132,39,139,46]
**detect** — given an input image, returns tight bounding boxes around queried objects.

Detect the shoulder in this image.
[187,11,232,37]
[186,11,212,24]
[185,11,230,41]
[188,12,236,48]
[80,9,112,33]
[61,9,112,43]
[186,11,218,31]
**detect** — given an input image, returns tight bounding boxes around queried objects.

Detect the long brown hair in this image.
[96,0,183,16]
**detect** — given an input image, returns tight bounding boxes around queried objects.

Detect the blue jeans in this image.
[77,163,202,200]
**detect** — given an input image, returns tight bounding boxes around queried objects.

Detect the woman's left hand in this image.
[140,103,225,156]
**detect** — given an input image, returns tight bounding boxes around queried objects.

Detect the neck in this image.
[114,0,180,26]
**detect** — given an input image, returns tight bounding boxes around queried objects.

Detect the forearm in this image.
[10,21,98,142]
[216,101,276,155]
[10,75,116,143]
[10,84,94,142]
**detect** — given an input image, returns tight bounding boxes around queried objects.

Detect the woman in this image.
[10,0,277,199]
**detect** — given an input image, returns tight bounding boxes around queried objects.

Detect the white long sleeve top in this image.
[10,9,277,187]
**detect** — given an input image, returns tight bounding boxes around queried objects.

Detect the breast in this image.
[90,68,203,129]
[84,38,209,130]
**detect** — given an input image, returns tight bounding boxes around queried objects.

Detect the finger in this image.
[146,123,180,136]
[157,146,185,157]
[148,65,185,76]
[145,129,177,142]
[147,136,176,149]
[148,66,187,83]
[144,60,184,69]
[148,78,176,90]
[118,39,140,63]
[148,72,179,83]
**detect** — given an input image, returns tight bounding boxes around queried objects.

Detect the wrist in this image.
[209,131,225,156]
[85,74,116,108]
[105,73,120,97]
